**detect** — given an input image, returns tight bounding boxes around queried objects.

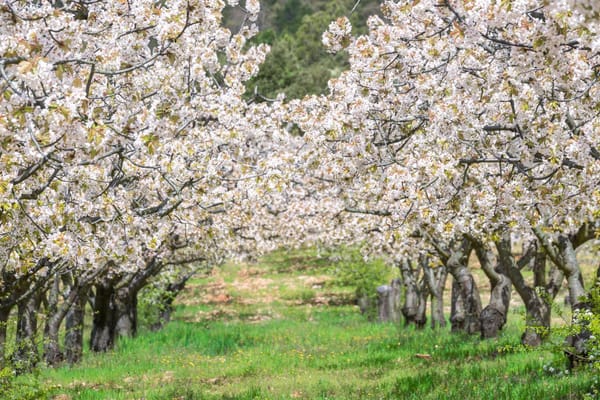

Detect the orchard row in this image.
[1,0,599,371]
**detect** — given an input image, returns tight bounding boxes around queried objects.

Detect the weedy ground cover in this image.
[20,248,598,399]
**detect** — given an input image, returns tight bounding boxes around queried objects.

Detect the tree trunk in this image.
[377,279,402,323]
[399,259,427,328]
[557,235,587,307]
[557,234,591,367]
[377,285,392,322]
[422,256,447,329]
[0,306,10,369]
[535,228,592,366]
[473,238,511,339]
[151,271,197,331]
[526,245,560,346]
[43,271,92,366]
[152,289,177,331]
[389,278,403,324]
[43,275,63,366]
[112,256,163,338]
[90,283,117,353]
[450,279,465,332]
[496,234,563,346]
[415,283,428,329]
[64,294,86,365]
[13,293,42,372]
[447,238,481,334]
[114,287,138,338]
[44,315,63,366]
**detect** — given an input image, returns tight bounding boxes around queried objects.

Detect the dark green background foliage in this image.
[226,0,381,100]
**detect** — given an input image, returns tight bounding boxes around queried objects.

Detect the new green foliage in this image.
[330,247,393,318]
[244,0,380,100]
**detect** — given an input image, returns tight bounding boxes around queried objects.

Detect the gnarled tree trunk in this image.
[113,256,165,338]
[399,259,428,328]
[44,270,97,366]
[421,255,447,329]
[535,226,594,366]
[446,238,481,334]
[472,237,511,339]
[90,280,117,353]
[497,235,562,346]
[557,234,590,367]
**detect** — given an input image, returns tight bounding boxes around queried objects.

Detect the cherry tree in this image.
[0,0,295,367]
[290,0,600,342]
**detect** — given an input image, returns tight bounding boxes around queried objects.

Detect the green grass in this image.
[15,248,599,399]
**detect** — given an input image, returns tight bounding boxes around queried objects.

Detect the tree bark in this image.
[415,283,428,329]
[421,255,447,329]
[450,279,465,332]
[151,269,202,331]
[498,236,562,346]
[0,306,10,369]
[399,259,427,328]
[534,227,592,366]
[0,257,54,368]
[64,294,86,365]
[377,285,392,322]
[13,293,42,372]
[112,256,164,338]
[557,234,591,367]
[377,279,403,323]
[43,275,63,366]
[473,237,511,339]
[114,287,138,338]
[446,237,481,334]
[90,281,117,353]
[389,278,403,324]
[557,234,587,307]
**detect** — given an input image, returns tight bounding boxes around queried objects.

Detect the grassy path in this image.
[26,251,596,399]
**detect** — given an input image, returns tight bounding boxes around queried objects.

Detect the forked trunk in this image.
[473,238,511,339]
[447,238,481,334]
[557,235,587,307]
[496,234,563,346]
[399,259,428,328]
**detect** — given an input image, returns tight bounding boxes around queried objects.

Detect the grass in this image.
[15,247,599,399]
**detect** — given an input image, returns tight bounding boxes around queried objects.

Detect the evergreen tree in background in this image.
[226,0,381,100]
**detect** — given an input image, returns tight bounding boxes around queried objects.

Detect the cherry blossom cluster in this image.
[291,0,600,258]
[0,0,292,289]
